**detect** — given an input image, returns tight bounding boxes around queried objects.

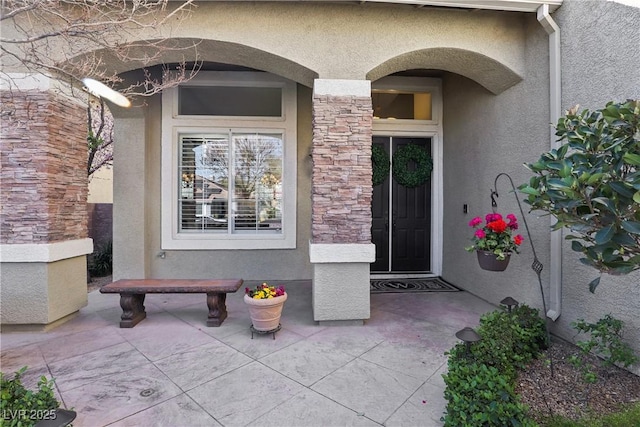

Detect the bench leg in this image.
[119,294,146,328]
[206,293,228,327]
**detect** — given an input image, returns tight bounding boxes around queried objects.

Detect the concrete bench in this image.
[100,279,243,328]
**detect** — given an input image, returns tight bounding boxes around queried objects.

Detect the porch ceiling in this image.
[194,0,563,13]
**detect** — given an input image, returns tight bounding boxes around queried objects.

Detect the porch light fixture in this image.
[500,296,519,313]
[455,326,481,355]
[82,78,131,108]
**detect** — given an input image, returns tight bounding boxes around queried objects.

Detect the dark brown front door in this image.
[371,136,432,272]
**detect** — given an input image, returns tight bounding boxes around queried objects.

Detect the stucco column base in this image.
[0,239,92,329]
[310,243,375,323]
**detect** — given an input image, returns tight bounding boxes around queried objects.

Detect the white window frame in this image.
[161,72,297,250]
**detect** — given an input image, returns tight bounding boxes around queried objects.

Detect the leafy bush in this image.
[572,314,638,370]
[472,304,547,379]
[567,315,637,384]
[442,304,545,426]
[89,240,112,277]
[0,367,59,427]
[519,100,640,292]
[442,345,536,426]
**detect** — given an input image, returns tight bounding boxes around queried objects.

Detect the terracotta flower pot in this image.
[476,250,511,272]
[244,292,287,331]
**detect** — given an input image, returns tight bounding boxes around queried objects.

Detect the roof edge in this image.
[360,0,562,12]
[189,0,563,13]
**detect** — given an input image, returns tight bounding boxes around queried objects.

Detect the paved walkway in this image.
[1,280,495,426]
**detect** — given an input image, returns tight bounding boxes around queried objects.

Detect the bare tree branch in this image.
[1,0,201,99]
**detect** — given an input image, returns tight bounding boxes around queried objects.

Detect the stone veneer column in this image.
[0,76,92,329]
[310,79,375,324]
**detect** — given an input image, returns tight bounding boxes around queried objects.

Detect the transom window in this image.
[161,72,297,250]
[372,91,432,120]
[178,86,282,117]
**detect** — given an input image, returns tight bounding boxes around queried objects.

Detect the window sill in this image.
[162,235,296,250]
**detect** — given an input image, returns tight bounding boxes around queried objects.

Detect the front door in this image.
[371,136,432,272]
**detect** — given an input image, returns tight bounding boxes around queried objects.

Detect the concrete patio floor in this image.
[0,280,496,426]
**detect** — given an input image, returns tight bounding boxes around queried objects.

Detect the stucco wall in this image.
[441,12,551,314]
[552,0,640,369]
[88,166,113,204]
[1,256,87,326]
[68,2,527,92]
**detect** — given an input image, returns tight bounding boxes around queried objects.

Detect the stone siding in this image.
[0,90,88,244]
[311,95,373,244]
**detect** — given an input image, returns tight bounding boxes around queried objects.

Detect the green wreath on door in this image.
[371,144,390,187]
[392,144,433,188]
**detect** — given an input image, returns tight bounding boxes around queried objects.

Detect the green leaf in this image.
[623,152,640,166]
[588,276,601,293]
[621,221,640,235]
[519,186,540,196]
[612,232,637,246]
[571,240,584,252]
[595,225,615,245]
[634,191,640,204]
[609,181,635,198]
[586,173,606,185]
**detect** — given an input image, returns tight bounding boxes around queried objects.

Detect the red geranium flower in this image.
[487,219,508,234]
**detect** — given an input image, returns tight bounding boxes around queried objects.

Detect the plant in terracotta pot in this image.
[244,282,287,332]
[465,213,524,271]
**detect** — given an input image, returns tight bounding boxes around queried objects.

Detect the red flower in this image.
[514,234,524,245]
[486,219,508,234]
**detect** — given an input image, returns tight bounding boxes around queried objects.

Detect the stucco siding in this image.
[64,2,527,93]
[552,0,640,370]
[0,256,87,325]
[441,12,551,315]
[113,116,148,279]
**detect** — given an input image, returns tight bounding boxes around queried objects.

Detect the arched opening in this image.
[368,47,522,95]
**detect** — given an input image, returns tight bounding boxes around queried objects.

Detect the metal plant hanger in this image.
[490,172,554,376]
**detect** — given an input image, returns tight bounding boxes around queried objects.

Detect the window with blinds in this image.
[161,71,296,250]
[179,133,283,234]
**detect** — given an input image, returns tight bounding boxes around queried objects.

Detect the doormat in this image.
[370,277,460,293]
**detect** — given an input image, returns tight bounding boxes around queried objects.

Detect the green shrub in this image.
[519,100,640,292]
[471,304,547,379]
[89,240,112,277]
[0,367,60,427]
[442,344,536,427]
[567,314,638,384]
[441,304,546,426]
[572,315,638,369]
